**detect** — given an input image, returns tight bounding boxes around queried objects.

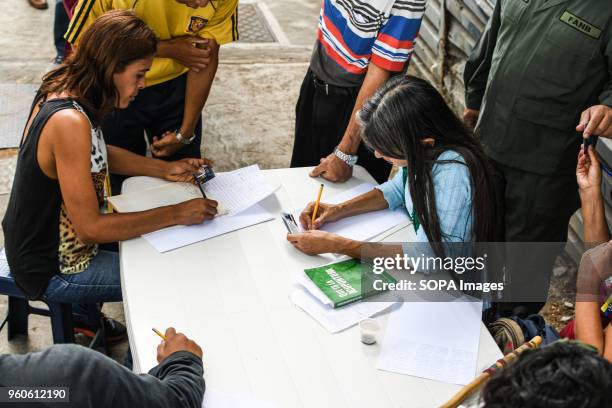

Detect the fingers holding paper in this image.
[287,230,351,255]
[174,198,218,225]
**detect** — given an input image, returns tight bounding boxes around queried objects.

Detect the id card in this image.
[194,165,216,185]
[281,212,300,234]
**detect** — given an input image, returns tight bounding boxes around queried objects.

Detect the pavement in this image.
[0,0,321,361]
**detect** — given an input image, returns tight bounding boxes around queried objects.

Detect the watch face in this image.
[180,134,195,145]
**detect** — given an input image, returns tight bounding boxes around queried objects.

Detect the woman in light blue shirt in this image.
[287,76,500,258]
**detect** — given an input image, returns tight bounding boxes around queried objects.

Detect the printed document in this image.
[291,286,395,333]
[376,299,482,385]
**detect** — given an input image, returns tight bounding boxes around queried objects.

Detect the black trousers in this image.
[53,1,69,58]
[493,160,580,316]
[102,73,202,194]
[290,69,391,184]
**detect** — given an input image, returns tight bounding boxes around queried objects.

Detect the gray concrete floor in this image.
[0,0,321,361]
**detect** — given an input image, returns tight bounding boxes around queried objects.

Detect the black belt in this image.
[311,74,359,97]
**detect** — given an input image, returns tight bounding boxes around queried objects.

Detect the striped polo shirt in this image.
[310,0,426,87]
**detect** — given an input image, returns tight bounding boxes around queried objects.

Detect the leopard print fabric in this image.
[58,102,108,274]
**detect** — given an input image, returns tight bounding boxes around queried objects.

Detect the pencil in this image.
[311,184,324,226]
[152,327,167,341]
[440,336,543,408]
[192,173,207,199]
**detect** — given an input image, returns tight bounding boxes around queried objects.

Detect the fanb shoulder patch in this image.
[187,16,208,33]
[560,11,602,40]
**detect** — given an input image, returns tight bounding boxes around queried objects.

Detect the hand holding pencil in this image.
[154,327,203,362]
[299,184,343,230]
[299,202,343,230]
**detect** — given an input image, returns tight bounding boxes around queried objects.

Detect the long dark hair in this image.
[39,10,157,120]
[358,76,499,250]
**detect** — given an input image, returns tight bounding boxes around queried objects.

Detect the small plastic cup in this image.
[359,318,380,345]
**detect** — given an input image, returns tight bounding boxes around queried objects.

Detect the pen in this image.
[152,327,167,341]
[583,136,612,176]
[584,134,597,155]
[192,173,207,199]
[311,183,324,226]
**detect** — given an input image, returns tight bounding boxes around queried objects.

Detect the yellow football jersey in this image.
[65,0,238,86]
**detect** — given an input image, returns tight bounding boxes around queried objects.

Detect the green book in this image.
[304,259,396,308]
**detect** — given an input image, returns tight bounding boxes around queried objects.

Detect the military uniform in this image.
[465,0,611,312]
[465,0,612,243]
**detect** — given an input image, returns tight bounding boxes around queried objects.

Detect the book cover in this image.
[304,259,396,308]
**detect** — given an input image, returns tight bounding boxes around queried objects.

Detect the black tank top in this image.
[2,97,106,299]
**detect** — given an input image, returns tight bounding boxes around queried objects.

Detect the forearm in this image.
[575,301,605,354]
[82,206,180,244]
[146,351,205,408]
[156,39,174,59]
[604,324,612,362]
[336,189,389,219]
[338,239,404,262]
[180,44,219,136]
[107,145,168,178]
[580,190,610,244]
[338,64,392,154]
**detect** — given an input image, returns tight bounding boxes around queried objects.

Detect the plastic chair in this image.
[0,275,107,352]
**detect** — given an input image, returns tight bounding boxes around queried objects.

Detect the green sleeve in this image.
[463,0,502,110]
[599,29,612,107]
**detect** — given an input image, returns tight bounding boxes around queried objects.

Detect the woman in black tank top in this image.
[2,11,218,311]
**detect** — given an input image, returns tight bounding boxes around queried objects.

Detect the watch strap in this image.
[334,147,358,167]
[175,130,196,145]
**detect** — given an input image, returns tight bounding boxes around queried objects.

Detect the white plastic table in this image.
[120,166,501,408]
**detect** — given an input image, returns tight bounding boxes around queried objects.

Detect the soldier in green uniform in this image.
[464,0,612,313]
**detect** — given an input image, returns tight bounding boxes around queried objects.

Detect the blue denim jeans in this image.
[43,250,122,304]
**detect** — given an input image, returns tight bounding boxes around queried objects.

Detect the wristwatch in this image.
[175,130,196,145]
[334,146,358,167]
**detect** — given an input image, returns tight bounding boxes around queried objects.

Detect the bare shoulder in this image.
[46,108,91,133]
[43,108,93,150]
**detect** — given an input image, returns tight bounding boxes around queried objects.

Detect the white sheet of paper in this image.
[292,183,410,242]
[296,271,334,307]
[291,286,395,333]
[376,299,483,385]
[109,165,276,216]
[203,165,277,215]
[108,182,199,213]
[142,204,275,252]
[202,388,278,408]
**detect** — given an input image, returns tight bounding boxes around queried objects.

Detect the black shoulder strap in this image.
[18,90,43,147]
[20,98,78,151]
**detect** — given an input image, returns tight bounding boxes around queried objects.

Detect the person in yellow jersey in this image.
[65,0,238,193]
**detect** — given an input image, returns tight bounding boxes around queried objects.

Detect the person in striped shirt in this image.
[291,0,426,184]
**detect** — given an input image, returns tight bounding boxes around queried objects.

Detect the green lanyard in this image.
[402,167,420,233]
